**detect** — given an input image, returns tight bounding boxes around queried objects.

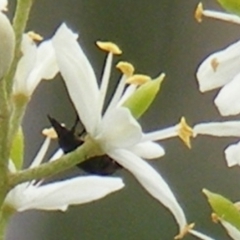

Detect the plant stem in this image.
[0,206,14,240]
[9,139,103,187]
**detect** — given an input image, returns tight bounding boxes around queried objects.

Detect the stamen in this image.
[211,213,219,223]
[211,58,219,72]
[195,2,203,23]
[177,117,193,149]
[96,41,122,55]
[42,127,58,139]
[116,61,135,77]
[126,74,151,85]
[174,223,195,239]
[27,31,43,41]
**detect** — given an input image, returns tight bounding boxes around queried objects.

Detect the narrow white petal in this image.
[214,72,240,116]
[109,149,187,231]
[196,40,240,92]
[189,229,216,240]
[194,122,240,137]
[27,40,59,94]
[52,23,100,134]
[225,142,240,167]
[97,107,142,150]
[29,137,51,168]
[17,176,124,211]
[99,53,113,114]
[220,220,240,240]
[129,141,165,159]
[143,125,178,141]
[14,34,37,95]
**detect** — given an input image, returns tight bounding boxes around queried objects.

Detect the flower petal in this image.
[196,40,240,92]
[220,219,240,240]
[194,122,240,137]
[225,141,240,167]
[129,141,165,159]
[52,23,100,134]
[97,107,142,150]
[214,72,240,116]
[26,39,59,94]
[108,148,187,231]
[14,34,37,95]
[16,176,124,211]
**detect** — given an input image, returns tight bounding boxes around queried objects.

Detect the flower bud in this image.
[0,12,15,79]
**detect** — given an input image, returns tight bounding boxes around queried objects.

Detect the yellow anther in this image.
[211,58,219,72]
[177,117,193,149]
[96,41,122,55]
[195,2,204,23]
[211,213,219,224]
[174,223,195,239]
[126,74,151,85]
[27,31,43,41]
[42,127,58,139]
[116,61,135,77]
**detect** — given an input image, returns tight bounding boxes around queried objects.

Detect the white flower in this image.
[6,137,124,211]
[0,0,14,79]
[195,3,240,116]
[52,23,206,237]
[13,32,59,96]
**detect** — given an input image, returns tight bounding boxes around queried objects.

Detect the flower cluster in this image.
[0,0,218,239]
[194,2,240,239]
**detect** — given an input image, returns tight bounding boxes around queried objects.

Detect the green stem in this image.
[9,139,103,187]
[0,206,14,240]
[5,0,34,95]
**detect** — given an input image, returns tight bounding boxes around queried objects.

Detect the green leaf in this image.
[10,128,24,170]
[203,189,240,230]
[217,0,240,16]
[122,74,164,119]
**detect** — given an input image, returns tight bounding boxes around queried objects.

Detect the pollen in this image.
[174,223,195,239]
[195,2,204,23]
[126,74,151,85]
[42,127,58,139]
[116,61,135,77]
[177,117,193,149]
[211,58,219,72]
[27,31,43,42]
[96,41,122,55]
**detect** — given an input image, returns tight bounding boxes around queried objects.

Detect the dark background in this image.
[5,0,240,239]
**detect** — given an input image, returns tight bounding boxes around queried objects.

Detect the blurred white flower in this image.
[13,32,59,96]
[5,136,124,211]
[52,23,209,237]
[195,3,240,116]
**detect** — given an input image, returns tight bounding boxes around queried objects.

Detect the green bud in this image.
[123,74,165,119]
[203,189,240,230]
[217,0,240,16]
[0,12,15,79]
[10,128,24,170]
